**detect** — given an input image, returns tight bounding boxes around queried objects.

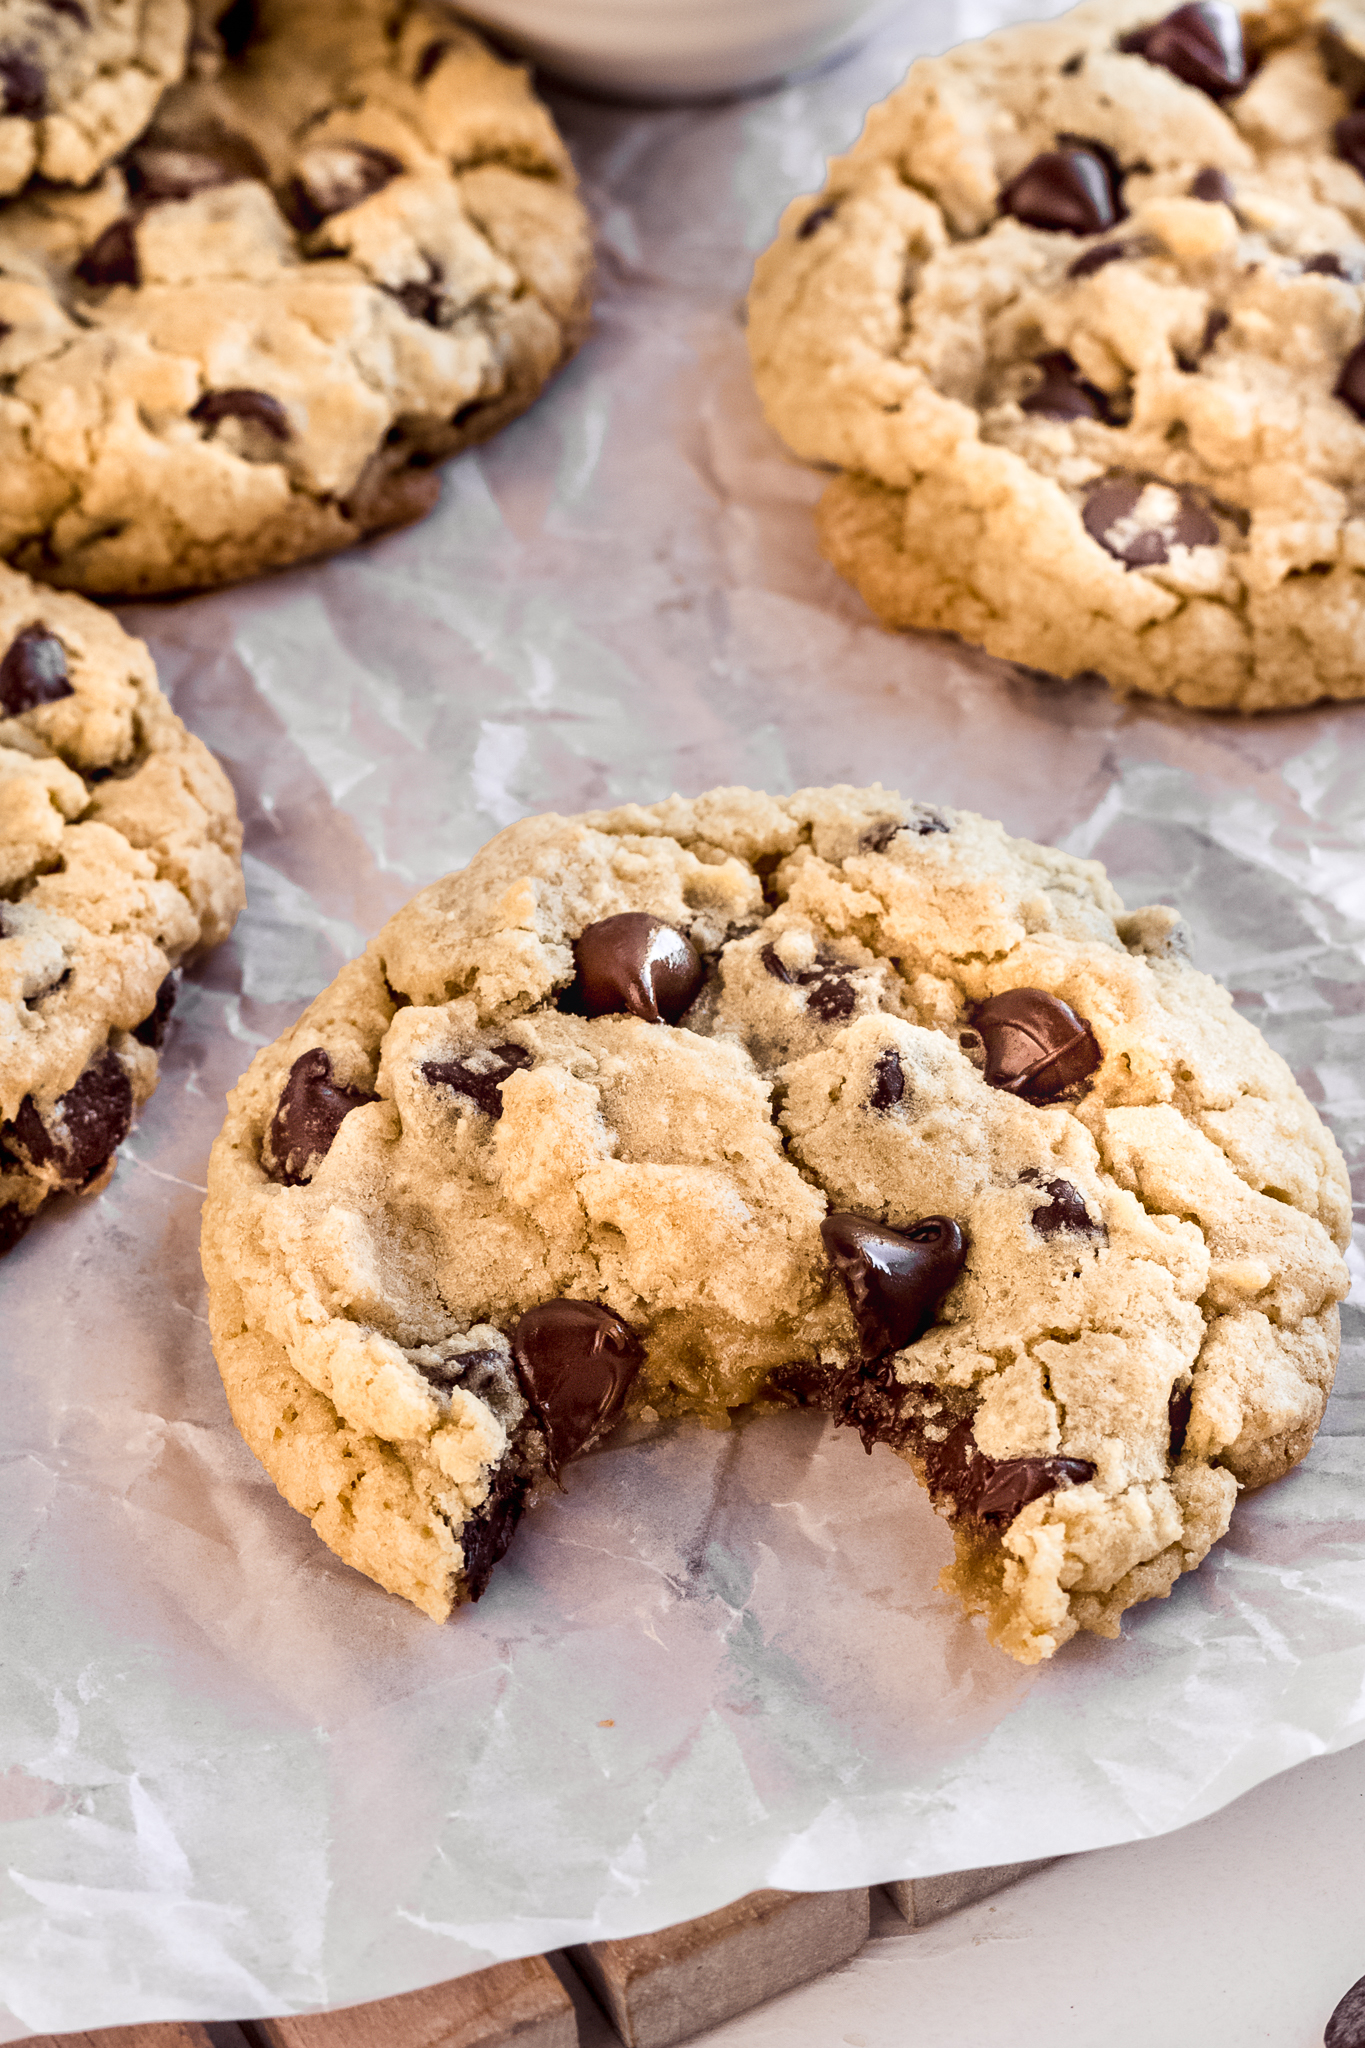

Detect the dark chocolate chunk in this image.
[0,1203,32,1258]
[1336,107,1365,182]
[132,970,179,1050]
[1021,350,1109,421]
[973,988,1102,1101]
[574,913,703,1025]
[1168,1380,1193,1459]
[1335,340,1365,419]
[9,1048,132,1188]
[1082,473,1219,566]
[0,51,45,117]
[1325,1972,1365,2048]
[459,1464,529,1601]
[0,624,73,715]
[868,1047,905,1112]
[923,1418,1095,1527]
[265,1047,376,1185]
[821,1212,967,1359]
[75,216,139,288]
[1189,165,1235,205]
[1020,1170,1106,1241]
[421,1042,533,1119]
[511,1299,644,1471]
[1000,147,1120,236]
[798,202,837,240]
[191,388,290,440]
[1067,239,1128,278]
[761,943,857,1020]
[1120,3,1247,98]
[288,141,402,230]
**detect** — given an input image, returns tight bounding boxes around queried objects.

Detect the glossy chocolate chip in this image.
[511,1299,644,1471]
[973,988,1102,1102]
[191,388,290,440]
[459,1465,529,1601]
[132,970,179,1050]
[1020,1171,1106,1241]
[9,1048,132,1188]
[75,216,139,288]
[574,913,703,1025]
[422,1043,533,1119]
[923,1418,1095,1527]
[868,1047,905,1112]
[0,51,45,116]
[1326,1972,1365,2048]
[821,1212,967,1359]
[1336,340,1365,419]
[1168,1380,1193,1459]
[265,1047,376,1186]
[1082,473,1219,566]
[1120,3,1247,98]
[1067,239,1128,278]
[1021,350,1109,421]
[1000,147,1120,236]
[761,944,857,1021]
[289,141,402,229]
[0,624,73,715]
[799,201,837,240]
[0,1203,32,1258]
[1189,165,1235,205]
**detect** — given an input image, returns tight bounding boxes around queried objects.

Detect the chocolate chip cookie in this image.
[200,784,1350,1662]
[0,0,592,596]
[1,560,244,1251]
[749,0,1365,711]
[0,0,191,197]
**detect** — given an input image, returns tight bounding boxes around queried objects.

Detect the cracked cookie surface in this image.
[0,0,593,596]
[200,783,1350,1660]
[0,558,244,1250]
[0,0,191,198]
[749,0,1365,711]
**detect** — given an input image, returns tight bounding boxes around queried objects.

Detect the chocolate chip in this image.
[868,1048,905,1112]
[863,808,950,850]
[0,1204,32,1258]
[9,1048,132,1189]
[1326,1972,1365,2048]
[1021,350,1109,421]
[1336,340,1365,418]
[0,624,73,716]
[511,1299,644,1471]
[288,142,402,230]
[1082,473,1219,567]
[1190,165,1235,205]
[821,1212,967,1359]
[264,1048,376,1186]
[1000,147,1120,236]
[393,273,449,326]
[125,135,266,202]
[1168,1380,1193,1459]
[923,1418,1095,1527]
[0,51,45,116]
[1067,239,1128,278]
[191,388,290,440]
[1020,1170,1106,1241]
[1302,251,1362,280]
[48,0,91,22]
[75,216,139,288]
[1338,108,1365,184]
[574,913,703,1025]
[761,943,857,1020]
[1120,3,1247,97]
[798,202,837,240]
[132,970,179,1050]
[415,37,452,82]
[422,1043,533,1119]
[213,0,257,58]
[459,1465,529,1601]
[973,988,1102,1102]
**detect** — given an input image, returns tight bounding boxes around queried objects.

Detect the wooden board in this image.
[569,1889,869,2048]
[884,1857,1058,1927]
[23,2028,248,2048]
[252,1956,575,2048]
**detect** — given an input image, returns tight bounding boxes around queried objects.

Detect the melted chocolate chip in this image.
[799,202,837,240]
[1082,473,1219,566]
[132,970,179,1050]
[511,1300,644,1471]
[1335,340,1365,419]
[0,1204,32,1258]
[821,1212,967,1359]
[75,216,139,288]
[761,944,857,1021]
[1120,3,1247,98]
[868,1047,905,1112]
[265,1048,376,1185]
[9,1048,132,1188]
[289,142,402,230]
[1067,239,1128,278]
[422,1043,533,1119]
[1338,108,1365,183]
[973,989,1102,1102]
[1168,1380,1193,1459]
[459,1465,529,1601]
[923,1418,1095,1527]
[1021,350,1109,422]
[1190,165,1235,205]
[0,51,45,116]
[1326,1972,1365,2048]
[191,388,290,440]
[1021,1170,1106,1241]
[0,624,73,715]
[1000,147,1120,236]
[574,913,703,1025]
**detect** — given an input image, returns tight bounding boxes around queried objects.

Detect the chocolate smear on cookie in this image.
[1120,3,1248,99]
[821,1213,967,1358]
[9,1048,133,1189]
[422,1043,533,1119]
[265,1047,376,1185]
[574,913,703,1024]
[1000,146,1120,235]
[973,989,1101,1101]
[0,624,73,715]
[511,1299,644,1471]
[459,1465,530,1600]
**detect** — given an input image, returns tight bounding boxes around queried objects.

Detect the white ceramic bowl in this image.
[455,0,905,100]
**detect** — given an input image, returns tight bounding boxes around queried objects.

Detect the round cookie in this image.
[0,0,191,197]
[749,0,1365,712]
[0,0,593,596]
[200,783,1351,1663]
[1,560,244,1250]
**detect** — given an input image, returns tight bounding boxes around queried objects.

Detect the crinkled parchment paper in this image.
[2,0,1363,2030]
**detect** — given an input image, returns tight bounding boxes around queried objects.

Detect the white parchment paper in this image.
[2,0,1363,2030]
